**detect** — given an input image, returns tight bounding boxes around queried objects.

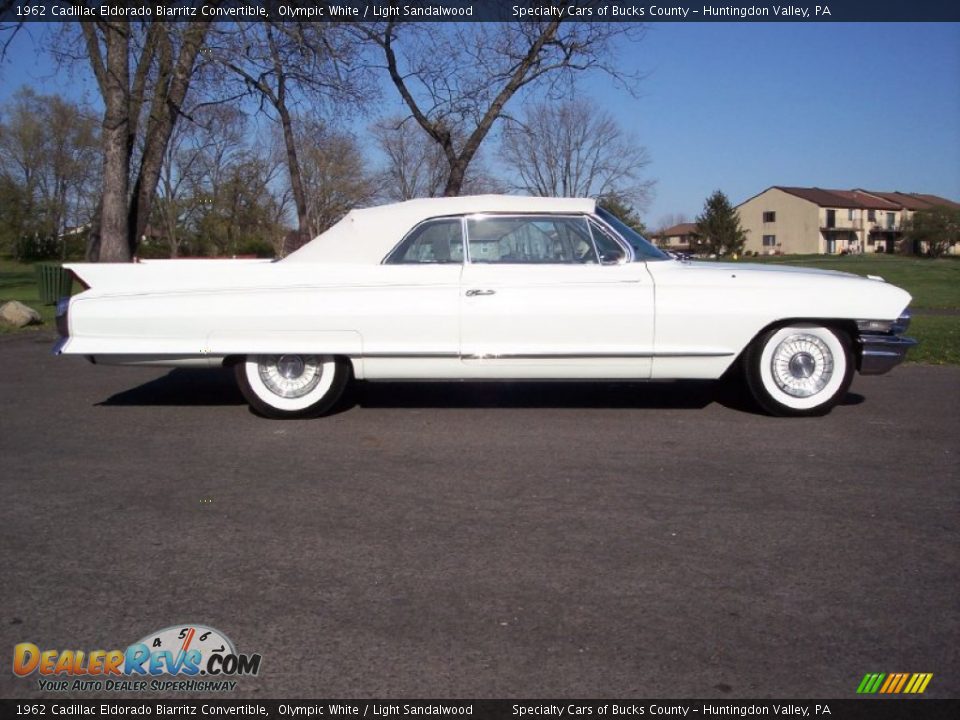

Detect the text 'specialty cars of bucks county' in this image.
[54,195,917,419]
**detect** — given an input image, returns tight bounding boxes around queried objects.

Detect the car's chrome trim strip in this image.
[361,352,460,358]
[461,352,734,359]
[359,351,733,359]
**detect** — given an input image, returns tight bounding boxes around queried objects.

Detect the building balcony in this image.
[820,227,859,234]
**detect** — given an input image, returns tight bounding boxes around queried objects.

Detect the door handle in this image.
[465,289,496,297]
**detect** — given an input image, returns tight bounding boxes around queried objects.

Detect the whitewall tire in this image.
[234,354,349,418]
[744,324,853,417]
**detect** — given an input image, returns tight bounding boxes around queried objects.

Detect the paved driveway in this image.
[1,332,957,698]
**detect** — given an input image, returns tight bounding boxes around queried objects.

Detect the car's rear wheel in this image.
[744,324,853,417]
[234,354,349,418]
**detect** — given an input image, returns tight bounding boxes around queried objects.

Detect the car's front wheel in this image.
[744,324,854,417]
[234,354,349,418]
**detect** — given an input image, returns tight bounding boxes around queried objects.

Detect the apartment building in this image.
[737,186,959,255]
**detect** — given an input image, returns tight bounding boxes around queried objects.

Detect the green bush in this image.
[237,238,276,258]
[14,234,60,261]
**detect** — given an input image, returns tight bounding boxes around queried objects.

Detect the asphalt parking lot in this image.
[1,331,957,699]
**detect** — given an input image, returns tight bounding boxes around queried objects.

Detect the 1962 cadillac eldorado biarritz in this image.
[54,195,917,418]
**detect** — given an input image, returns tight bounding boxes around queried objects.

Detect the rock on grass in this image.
[0,300,42,328]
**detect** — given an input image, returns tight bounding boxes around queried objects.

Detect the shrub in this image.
[14,234,60,261]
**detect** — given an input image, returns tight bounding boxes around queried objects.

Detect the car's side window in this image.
[589,220,627,264]
[385,218,464,264]
[466,216,597,264]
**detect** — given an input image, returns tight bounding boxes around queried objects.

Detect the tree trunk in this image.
[278,101,310,248]
[85,196,102,261]
[98,23,132,263]
[265,24,310,250]
[443,161,468,197]
[128,22,211,257]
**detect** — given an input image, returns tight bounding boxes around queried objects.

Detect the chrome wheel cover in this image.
[257,354,324,399]
[770,334,834,398]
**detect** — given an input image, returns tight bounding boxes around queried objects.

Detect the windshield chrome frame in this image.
[593,207,669,262]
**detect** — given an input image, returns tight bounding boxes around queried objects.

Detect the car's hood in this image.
[647,258,911,321]
[678,260,861,280]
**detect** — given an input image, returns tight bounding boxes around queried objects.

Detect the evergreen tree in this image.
[598,195,648,237]
[695,190,747,256]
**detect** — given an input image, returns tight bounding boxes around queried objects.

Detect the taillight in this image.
[55,296,70,338]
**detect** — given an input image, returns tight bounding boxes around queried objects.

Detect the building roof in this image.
[774,187,900,210]
[912,193,960,209]
[657,222,699,238]
[739,186,959,212]
[857,191,960,211]
[284,195,597,264]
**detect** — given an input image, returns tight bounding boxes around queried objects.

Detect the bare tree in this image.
[500,100,653,208]
[154,104,250,257]
[0,2,27,57]
[0,87,100,255]
[372,117,447,201]
[656,213,691,234]
[74,16,214,261]
[188,146,288,259]
[360,19,644,196]
[372,116,503,201]
[214,22,373,247]
[296,119,379,237]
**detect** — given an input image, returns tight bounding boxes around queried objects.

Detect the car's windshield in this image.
[596,207,670,261]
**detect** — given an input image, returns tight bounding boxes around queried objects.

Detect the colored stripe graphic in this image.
[857,672,932,694]
[892,673,909,693]
[857,673,884,693]
[904,673,934,694]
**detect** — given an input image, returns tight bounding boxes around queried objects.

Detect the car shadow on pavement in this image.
[348,381,865,415]
[98,367,865,415]
[99,368,246,407]
[353,379,729,411]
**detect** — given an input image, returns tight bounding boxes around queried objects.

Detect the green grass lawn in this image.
[0,258,61,333]
[907,315,960,365]
[3,255,958,363]
[743,253,960,309]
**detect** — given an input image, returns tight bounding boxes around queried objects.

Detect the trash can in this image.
[34,263,74,305]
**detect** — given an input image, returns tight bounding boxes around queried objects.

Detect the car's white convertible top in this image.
[283,195,597,265]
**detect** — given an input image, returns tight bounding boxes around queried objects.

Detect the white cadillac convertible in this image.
[55,195,917,418]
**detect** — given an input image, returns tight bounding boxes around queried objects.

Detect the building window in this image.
[762,211,776,222]
[848,209,856,221]
[762,235,776,247]
[886,212,895,229]
[868,209,876,222]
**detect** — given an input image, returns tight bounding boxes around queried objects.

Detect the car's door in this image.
[359,217,464,379]
[459,214,655,379]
